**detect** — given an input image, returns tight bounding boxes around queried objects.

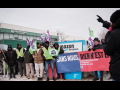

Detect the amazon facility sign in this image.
[58,40,86,53]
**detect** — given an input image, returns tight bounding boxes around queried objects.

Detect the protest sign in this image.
[29,41,37,54]
[55,52,81,73]
[78,49,110,72]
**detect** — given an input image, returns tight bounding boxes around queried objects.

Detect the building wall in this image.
[0,23,87,42]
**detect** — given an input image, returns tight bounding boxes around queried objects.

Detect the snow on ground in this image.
[0,72,112,81]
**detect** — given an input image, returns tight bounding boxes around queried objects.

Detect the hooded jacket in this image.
[52,42,64,59]
[53,42,64,54]
[5,45,17,66]
[104,18,120,81]
[24,45,34,63]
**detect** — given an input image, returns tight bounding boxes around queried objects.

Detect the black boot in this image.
[53,77,56,81]
[46,78,49,81]
[37,77,40,81]
[9,75,12,79]
[13,75,16,78]
[93,78,99,81]
[100,78,103,81]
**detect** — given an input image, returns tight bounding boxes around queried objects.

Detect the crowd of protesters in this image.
[0,41,64,81]
[0,9,120,81]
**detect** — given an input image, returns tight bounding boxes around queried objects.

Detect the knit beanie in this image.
[110,10,120,23]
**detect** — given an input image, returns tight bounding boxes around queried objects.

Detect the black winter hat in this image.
[45,41,49,44]
[37,42,40,45]
[53,42,59,47]
[26,45,30,51]
[110,10,120,23]
[8,45,12,48]
[17,43,21,46]
[94,38,99,42]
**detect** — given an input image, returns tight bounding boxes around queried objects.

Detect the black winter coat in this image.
[104,18,120,81]
[5,50,17,66]
[92,44,103,50]
[102,21,111,44]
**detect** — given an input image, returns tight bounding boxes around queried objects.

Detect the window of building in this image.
[18,35,22,40]
[26,36,30,40]
[9,34,14,39]
[14,34,19,40]
[23,35,27,40]
[37,37,40,41]
[30,36,33,41]
[33,36,37,41]
[4,33,9,39]
[0,33,3,40]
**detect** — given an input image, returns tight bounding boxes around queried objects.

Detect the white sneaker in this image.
[6,75,9,78]
[2,75,6,78]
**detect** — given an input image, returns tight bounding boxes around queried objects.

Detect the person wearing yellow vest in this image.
[16,43,26,78]
[41,41,56,81]
[53,42,65,80]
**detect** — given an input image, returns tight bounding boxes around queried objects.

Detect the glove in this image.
[97,15,104,23]
[92,48,96,51]
[88,48,91,51]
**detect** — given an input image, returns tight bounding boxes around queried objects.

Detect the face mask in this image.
[109,27,113,32]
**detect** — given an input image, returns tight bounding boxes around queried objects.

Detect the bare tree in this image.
[57,30,68,42]
[97,28,108,41]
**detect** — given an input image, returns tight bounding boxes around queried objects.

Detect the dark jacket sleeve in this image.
[102,21,111,29]
[93,44,103,50]
[104,31,118,56]
[59,47,64,54]
[105,31,111,44]
[13,50,17,61]
[41,49,45,59]
[23,48,25,53]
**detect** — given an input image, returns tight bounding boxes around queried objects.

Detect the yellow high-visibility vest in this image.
[16,48,24,59]
[42,47,53,60]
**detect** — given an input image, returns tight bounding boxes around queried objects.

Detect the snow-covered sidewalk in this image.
[0,72,112,81]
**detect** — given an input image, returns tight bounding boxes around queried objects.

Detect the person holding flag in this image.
[53,42,65,80]
[41,41,56,81]
[0,47,9,78]
[24,45,34,79]
[32,42,44,81]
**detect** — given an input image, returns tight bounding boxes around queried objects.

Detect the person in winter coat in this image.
[16,43,26,78]
[33,42,44,81]
[96,15,112,45]
[5,45,17,79]
[104,10,120,81]
[24,45,34,79]
[97,14,112,79]
[0,47,9,78]
[53,42,65,80]
[88,38,103,81]
[41,41,56,81]
[101,39,106,49]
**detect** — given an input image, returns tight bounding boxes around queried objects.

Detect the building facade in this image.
[0,23,59,48]
[0,23,87,48]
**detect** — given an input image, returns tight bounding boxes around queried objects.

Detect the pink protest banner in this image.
[77,49,110,72]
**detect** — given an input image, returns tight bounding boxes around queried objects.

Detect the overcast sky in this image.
[0,8,120,40]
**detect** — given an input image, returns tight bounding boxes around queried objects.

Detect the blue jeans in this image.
[94,71,103,78]
[112,79,115,81]
[45,60,55,78]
